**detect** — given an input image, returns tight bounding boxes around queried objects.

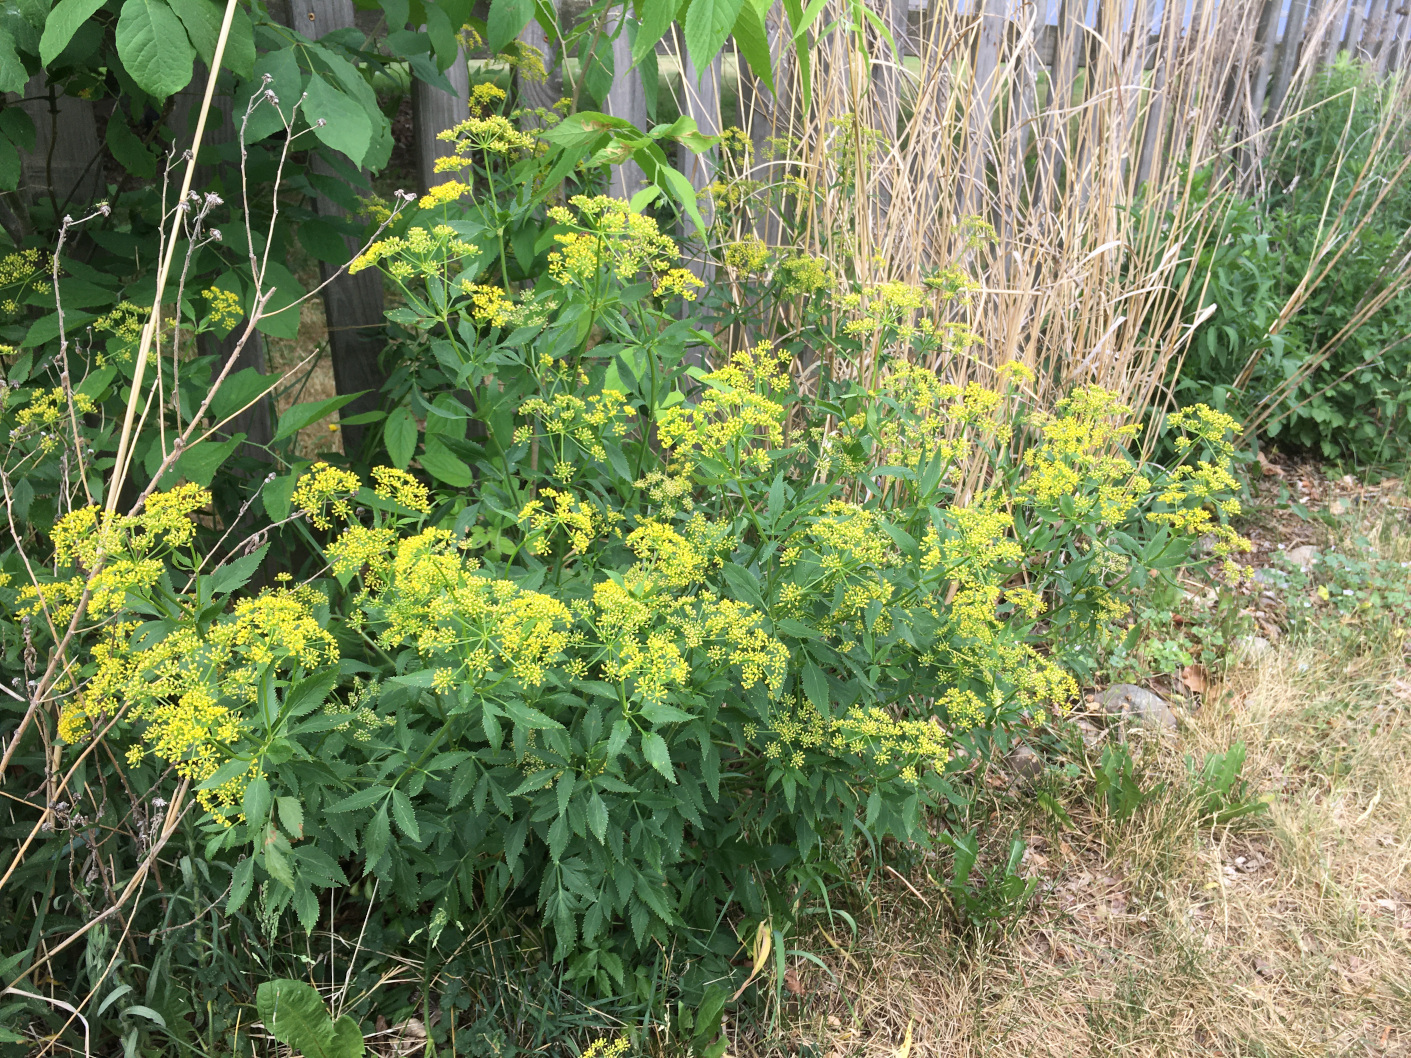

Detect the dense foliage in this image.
[0,110,1252,1051]
[1171,58,1411,465]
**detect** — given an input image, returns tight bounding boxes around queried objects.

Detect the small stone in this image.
[1236,635,1272,661]
[1253,567,1284,586]
[1074,718,1104,748]
[1008,743,1043,781]
[1286,544,1319,568]
[1096,684,1177,731]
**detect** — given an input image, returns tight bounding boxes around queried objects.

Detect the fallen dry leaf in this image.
[1182,663,1211,694]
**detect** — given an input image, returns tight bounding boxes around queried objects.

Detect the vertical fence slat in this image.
[1269,0,1313,118]
[17,74,102,217]
[518,1,564,119]
[282,0,388,453]
[604,4,648,199]
[412,47,471,194]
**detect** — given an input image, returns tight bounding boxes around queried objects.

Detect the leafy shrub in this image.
[1170,58,1411,463]
[5,181,1254,1009]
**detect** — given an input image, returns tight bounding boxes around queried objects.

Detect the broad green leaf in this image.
[227,856,255,911]
[116,0,195,100]
[276,797,304,839]
[170,435,242,487]
[105,115,157,178]
[252,260,307,340]
[208,543,269,596]
[256,979,364,1058]
[683,0,743,75]
[418,437,473,487]
[0,108,35,153]
[273,392,362,442]
[632,0,677,65]
[298,217,350,265]
[304,74,373,167]
[173,0,255,79]
[0,26,27,94]
[324,787,387,814]
[731,0,774,93]
[242,777,272,827]
[642,731,676,783]
[640,701,694,725]
[487,0,533,53]
[389,789,421,841]
[383,406,417,469]
[801,660,829,710]
[39,0,107,66]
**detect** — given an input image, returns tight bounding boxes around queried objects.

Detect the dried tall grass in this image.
[665,0,1410,443]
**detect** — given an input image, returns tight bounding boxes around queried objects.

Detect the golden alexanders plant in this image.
[26,245,1249,991]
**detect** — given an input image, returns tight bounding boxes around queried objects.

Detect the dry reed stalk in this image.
[708,0,1391,454]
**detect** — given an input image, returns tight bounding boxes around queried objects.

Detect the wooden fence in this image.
[7,0,1410,448]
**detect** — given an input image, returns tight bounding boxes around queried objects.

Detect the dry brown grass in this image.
[734,545,1411,1057]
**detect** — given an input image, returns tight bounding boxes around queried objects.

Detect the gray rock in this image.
[1007,744,1043,782]
[1236,635,1272,661]
[1096,684,1178,731]
[1286,545,1320,568]
[1253,567,1285,586]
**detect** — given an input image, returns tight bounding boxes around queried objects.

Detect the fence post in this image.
[1358,0,1387,57]
[964,0,1007,216]
[16,74,102,220]
[604,4,648,200]
[1268,0,1313,119]
[1136,0,1177,186]
[281,0,388,455]
[412,47,471,194]
[1040,0,1083,203]
[171,72,275,454]
[519,0,564,119]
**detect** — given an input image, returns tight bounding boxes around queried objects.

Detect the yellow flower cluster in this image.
[656,342,791,473]
[293,462,362,529]
[373,527,572,688]
[10,387,97,454]
[349,225,479,279]
[94,301,148,358]
[434,83,536,161]
[418,179,471,210]
[763,695,950,783]
[582,1037,630,1058]
[518,487,620,554]
[371,465,432,513]
[463,282,514,327]
[20,485,211,622]
[1146,405,1252,578]
[840,280,927,337]
[0,249,40,317]
[546,196,703,300]
[202,287,243,332]
[723,235,770,274]
[778,252,832,295]
[1019,386,1149,524]
[80,582,338,818]
[516,388,635,466]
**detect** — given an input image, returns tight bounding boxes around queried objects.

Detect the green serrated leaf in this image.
[383,406,418,469]
[641,731,675,783]
[683,0,744,75]
[208,543,269,596]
